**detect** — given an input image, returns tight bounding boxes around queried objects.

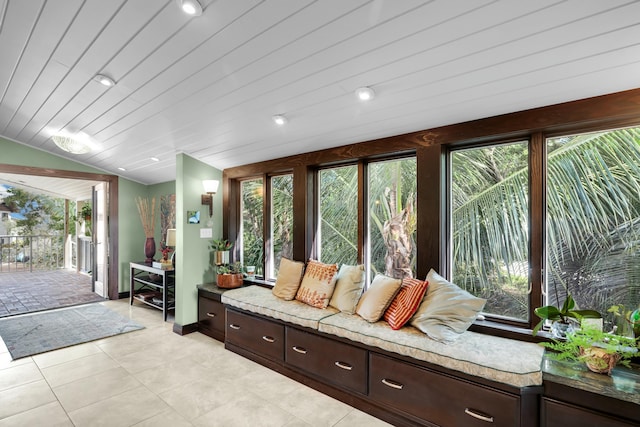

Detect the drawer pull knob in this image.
[464,408,494,423]
[334,361,353,371]
[381,378,403,390]
[229,324,241,330]
[262,335,275,343]
[292,346,307,354]
[206,312,216,318]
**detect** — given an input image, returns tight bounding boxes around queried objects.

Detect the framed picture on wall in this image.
[187,210,200,224]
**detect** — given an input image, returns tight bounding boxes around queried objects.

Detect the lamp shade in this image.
[166,228,176,246]
[203,180,219,194]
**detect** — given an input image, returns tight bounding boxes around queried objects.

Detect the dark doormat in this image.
[0,304,144,359]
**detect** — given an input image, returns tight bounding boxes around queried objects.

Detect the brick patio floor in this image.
[0,269,104,318]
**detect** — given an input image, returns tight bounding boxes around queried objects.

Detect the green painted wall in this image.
[175,153,222,327]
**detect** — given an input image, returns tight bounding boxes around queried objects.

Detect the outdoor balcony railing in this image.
[0,234,66,272]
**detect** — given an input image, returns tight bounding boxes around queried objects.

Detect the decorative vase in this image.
[144,237,156,263]
[551,321,574,338]
[217,273,243,289]
[215,250,229,265]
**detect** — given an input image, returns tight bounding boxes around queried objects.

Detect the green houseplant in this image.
[542,326,638,375]
[217,261,243,289]
[210,239,233,265]
[533,294,602,337]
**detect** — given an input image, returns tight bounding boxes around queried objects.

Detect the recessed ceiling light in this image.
[355,86,375,101]
[118,167,126,171]
[94,74,115,87]
[176,0,202,16]
[272,114,287,126]
[151,157,160,162]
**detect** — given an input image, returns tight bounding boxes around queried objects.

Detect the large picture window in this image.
[546,128,640,328]
[368,157,417,280]
[318,165,358,266]
[269,174,293,278]
[450,142,530,321]
[240,178,264,277]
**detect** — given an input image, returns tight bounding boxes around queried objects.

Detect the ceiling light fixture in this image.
[151,157,160,162]
[272,114,288,126]
[51,132,95,154]
[118,167,126,171]
[355,86,375,101]
[94,74,115,87]
[176,0,203,16]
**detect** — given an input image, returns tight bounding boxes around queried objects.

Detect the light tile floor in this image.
[0,299,391,427]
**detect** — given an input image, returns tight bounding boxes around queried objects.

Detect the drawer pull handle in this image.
[381,378,403,390]
[292,346,307,354]
[229,324,241,330]
[206,312,216,318]
[464,408,494,423]
[262,336,275,343]
[334,361,353,371]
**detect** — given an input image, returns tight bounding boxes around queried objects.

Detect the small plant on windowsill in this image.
[542,326,638,375]
[532,294,602,337]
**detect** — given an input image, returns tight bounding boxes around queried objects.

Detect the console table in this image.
[130,261,175,321]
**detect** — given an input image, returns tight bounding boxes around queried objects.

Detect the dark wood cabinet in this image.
[198,296,226,342]
[369,353,522,427]
[225,309,284,361]
[541,398,638,427]
[285,327,368,395]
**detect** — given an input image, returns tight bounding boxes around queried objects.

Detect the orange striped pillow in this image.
[384,277,429,330]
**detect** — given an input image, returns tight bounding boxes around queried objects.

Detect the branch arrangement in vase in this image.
[135,196,156,238]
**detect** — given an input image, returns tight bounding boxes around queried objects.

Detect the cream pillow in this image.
[329,264,365,314]
[410,269,486,343]
[295,260,339,308]
[272,258,305,300]
[356,274,402,322]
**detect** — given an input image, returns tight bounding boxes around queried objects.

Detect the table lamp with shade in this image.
[166,228,176,268]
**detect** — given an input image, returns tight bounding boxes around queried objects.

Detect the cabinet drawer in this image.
[369,353,520,427]
[198,297,225,335]
[286,327,367,394]
[225,309,284,361]
[542,398,637,427]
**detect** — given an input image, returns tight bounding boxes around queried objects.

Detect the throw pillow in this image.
[383,277,429,330]
[295,260,339,308]
[329,264,366,314]
[410,269,486,343]
[272,258,305,300]
[356,274,402,322]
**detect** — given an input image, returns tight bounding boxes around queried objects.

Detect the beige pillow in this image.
[295,260,339,308]
[272,258,305,300]
[410,269,486,343]
[356,274,402,322]
[329,264,365,314]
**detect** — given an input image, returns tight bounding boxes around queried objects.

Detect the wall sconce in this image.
[201,180,219,216]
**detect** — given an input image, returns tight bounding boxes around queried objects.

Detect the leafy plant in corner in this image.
[532,294,602,336]
[217,261,243,275]
[542,326,638,375]
[210,239,233,251]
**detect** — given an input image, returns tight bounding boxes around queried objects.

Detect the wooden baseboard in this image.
[173,322,198,335]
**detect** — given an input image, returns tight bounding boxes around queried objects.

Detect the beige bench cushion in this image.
[222,285,338,330]
[319,312,543,388]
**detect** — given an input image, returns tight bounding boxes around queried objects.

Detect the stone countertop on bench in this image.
[542,354,640,406]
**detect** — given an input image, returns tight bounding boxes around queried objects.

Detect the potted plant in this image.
[542,326,638,375]
[217,261,243,289]
[80,204,92,222]
[210,239,233,265]
[532,294,602,337]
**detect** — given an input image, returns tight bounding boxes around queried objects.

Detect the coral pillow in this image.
[295,260,339,308]
[384,277,429,330]
[272,258,305,300]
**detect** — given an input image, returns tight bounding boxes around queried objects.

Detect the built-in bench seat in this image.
[221,285,543,388]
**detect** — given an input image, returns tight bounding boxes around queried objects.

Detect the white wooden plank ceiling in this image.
[1,0,639,187]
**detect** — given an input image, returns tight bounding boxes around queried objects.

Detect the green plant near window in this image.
[542,326,638,375]
[80,204,92,221]
[532,294,602,336]
[210,239,233,251]
[217,261,243,275]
